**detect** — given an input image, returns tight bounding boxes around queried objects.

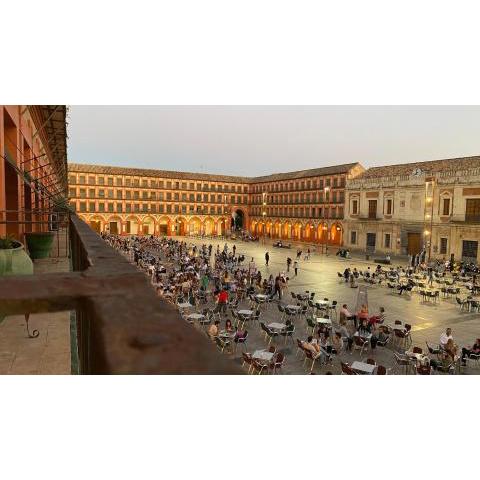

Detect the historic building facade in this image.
[1,105,68,240]
[68,162,364,245]
[248,163,364,247]
[343,156,480,263]
[68,164,250,237]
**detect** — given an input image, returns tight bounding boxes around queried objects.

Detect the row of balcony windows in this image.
[69,176,248,193]
[251,177,346,193]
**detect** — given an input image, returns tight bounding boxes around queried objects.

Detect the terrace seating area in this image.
[106,234,480,375]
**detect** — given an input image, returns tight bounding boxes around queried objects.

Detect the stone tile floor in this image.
[172,236,480,375]
[0,244,72,375]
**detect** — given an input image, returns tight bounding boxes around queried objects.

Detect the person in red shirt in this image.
[217,288,229,316]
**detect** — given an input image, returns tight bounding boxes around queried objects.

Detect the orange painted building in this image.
[68,162,364,246]
[0,105,68,240]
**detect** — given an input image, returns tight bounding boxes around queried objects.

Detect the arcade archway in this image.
[231,209,245,230]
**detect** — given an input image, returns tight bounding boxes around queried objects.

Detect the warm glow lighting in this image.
[426,197,432,203]
[424,230,430,235]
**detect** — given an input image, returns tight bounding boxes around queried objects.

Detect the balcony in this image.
[0,215,239,374]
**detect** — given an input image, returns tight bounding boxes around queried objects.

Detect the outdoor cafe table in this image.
[354,331,372,340]
[296,293,309,301]
[186,313,205,321]
[268,322,286,331]
[255,294,269,301]
[286,304,301,312]
[177,302,193,310]
[218,330,236,340]
[238,309,253,317]
[252,350,275,363]
[351,361,376,375]
[316,300,331,309]
[316,317,332,325]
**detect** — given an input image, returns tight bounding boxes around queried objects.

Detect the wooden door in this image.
[407,233,421,255]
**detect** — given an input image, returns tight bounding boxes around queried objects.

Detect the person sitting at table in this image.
[444,338,458,362]
[340,304,357,328]
[368,307,386,329]
[439,328,453,348]
[225,319,234,333]
[357,304,369,326]
[330,332,344,354]
[461,338,480,366]
[208,320,220,340]
[302,336,321,357]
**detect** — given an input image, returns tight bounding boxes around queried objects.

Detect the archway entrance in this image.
[90,221,101,233]
[231,209,245,230]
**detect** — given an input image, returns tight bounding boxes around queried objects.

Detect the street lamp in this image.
[262,192,267,245]
[323,186,330,255]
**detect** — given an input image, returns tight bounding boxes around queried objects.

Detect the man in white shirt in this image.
[440,328,453,347]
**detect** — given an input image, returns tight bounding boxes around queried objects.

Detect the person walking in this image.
[294,260,298,276]
[265,251,270,266]
[286,257,292,272]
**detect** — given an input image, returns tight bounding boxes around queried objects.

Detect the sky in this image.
[68,106,480,176]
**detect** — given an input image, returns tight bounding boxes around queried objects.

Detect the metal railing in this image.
[0,215,240,374]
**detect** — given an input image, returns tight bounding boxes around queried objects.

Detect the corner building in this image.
[68,162,364,245]
[343,156,480,263]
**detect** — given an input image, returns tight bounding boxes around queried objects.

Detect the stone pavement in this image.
[0,232,72,375]
[173,235,480,374]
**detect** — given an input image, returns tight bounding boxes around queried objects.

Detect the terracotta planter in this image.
[0,241,34,276]
[25,231,55,259]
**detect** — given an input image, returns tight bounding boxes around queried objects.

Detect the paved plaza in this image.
[171,235,480,374]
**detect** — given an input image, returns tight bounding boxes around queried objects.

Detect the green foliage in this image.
[0,235,16,249]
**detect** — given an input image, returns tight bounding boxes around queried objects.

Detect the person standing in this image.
[233,244,236,256]
[274,275,282,299]
[294,260,298,276]
[265,251,270,266]
[286,257,292,272]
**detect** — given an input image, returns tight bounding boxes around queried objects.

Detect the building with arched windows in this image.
[68,162,364,247]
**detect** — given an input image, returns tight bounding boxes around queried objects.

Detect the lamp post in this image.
[323,186,330,255]
[262,192,267,245]
[424,178,435,262]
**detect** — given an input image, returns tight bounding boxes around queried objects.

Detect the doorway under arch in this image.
[231,209,245,230]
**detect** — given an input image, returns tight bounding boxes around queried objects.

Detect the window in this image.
[108,203,114,213]
[384,233,391,249]
[442,197,451,216]
[98,177,104,185]
[465,199,480,222]
[89,202,95,212]
[107,177,113,186]
[351,199,358,215]
[89,189,95,198]
[440,237,448,255]
[125,178,131,187]
[98,203,105,212]
[116,177,123,186]
[386,198,393,215]
[79,202,86,212]
[69,175,76,184]
[88,176,95,185]
[368,200,377,219]
[69,188,76,198]
[350,231,357,244]
[117,203,122,213]
[79,175,86,184]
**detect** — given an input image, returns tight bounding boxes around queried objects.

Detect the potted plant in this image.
[25,231,55,259]
[0,235,34,276]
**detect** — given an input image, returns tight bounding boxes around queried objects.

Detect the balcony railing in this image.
[0,215,240,374]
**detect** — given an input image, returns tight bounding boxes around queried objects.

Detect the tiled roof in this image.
[251,163,362,183]
[357,156,480,179]
[68,163,249,183]
[68,162,362,184]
